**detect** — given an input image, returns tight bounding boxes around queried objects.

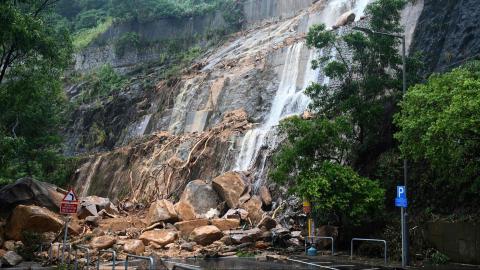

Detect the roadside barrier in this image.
[124,254,154,270]
[97,249,117,270]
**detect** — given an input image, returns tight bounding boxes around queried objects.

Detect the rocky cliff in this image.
[410,0,480,76]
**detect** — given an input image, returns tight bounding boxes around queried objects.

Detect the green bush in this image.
[114,32,141,57]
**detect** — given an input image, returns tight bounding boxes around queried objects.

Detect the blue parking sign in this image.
[395,186,407,207]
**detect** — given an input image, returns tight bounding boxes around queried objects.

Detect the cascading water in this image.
[234,0,371,191]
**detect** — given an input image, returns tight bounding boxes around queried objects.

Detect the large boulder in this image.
[139,230,177,246]
[174,180,220,220]
[257,216,276,230]
[211,218,240,231]
[0,178,64,218]
[5,205,78,241]
[90,235,115,250]
[147,199,178,225]
[174,219,209,237]
[241,196,264,224]
[189,225,223,246]
[123,240,145,255]
[334,11,356,28]
[78,196,118,219]
[212,172,250,208]
[1,251,22,266]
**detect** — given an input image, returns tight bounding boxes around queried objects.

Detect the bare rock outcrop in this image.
[175,180,220,220]
[189,225,223,246]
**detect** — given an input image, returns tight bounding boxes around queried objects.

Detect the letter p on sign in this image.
[397,186,406,199]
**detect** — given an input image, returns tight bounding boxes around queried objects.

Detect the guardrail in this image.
[74,245,91,270]
[97,249,117,270]
[304,236,335,255]
[124,254,154,270]
[161,259,201,270]
[49,242,72,265]
[350,238,387,264]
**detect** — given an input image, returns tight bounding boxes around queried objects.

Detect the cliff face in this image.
[410,0,480,75]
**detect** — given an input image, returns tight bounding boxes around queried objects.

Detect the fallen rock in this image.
[85,216,101,226]
[139,230,177,246]
[123,240,145,255]
[90,235,115,250]
[257,216,276,230]
[211,218,240,231]
[147,199,178,225]
[180,242,195,252]
[334,11,356,28]
[175,180,220,220]
[5,205,72,241]
[225,228,262,244]
[255,241,271,249]
[3,241,15,251]
[0,177,64,218]
[78,196,118,219]
[271,227,290,238]
[241,196,264,224]
[189,225,223,246]
[174,219,209,237]
[291,231,303,239]
[223,209,249,220]
[212,172,249,208]
[2,251,23,266]
[259,186,272,207]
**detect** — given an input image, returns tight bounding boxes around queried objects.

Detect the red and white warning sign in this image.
[60,189,79,215]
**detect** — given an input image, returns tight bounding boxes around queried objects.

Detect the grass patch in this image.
[73,17,113,51]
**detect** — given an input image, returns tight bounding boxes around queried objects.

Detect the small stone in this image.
[92,228,105,236]
[123,240,144,255]
[2,251,23,266]
[180,242,195,252]
[255,241,270,249]
[90,235,116,249]
[189,225,223,246]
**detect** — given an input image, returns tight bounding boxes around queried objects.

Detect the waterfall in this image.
[79,155,103,197]
[234,0,371,191]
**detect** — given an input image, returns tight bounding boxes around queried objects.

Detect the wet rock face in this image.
[411,0,480,76]
[175,180,221,220]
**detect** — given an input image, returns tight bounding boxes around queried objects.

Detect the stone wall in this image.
[426,222,480,264]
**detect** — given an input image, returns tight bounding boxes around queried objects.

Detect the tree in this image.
[0,0,70,84]
[394,61,480,211]
[270,0,417,226]
[271,116,384,226]
[0,0,73,186]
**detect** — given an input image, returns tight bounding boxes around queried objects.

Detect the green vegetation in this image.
[271,0,413,227]
[56,0,244,50]
[73,17,112,50]
[395,61,480,213]
[114,32,140,57]
[0,0,75,187]
[17,231,45,261]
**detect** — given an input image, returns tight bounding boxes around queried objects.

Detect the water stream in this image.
[233,0,372,191]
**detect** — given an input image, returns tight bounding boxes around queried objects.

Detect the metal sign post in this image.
[395,186,408,268]
[60,189,79,264]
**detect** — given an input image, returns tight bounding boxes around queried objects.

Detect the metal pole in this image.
[401,36,410,267]
[62,217,69,264]
[401,207,405,267]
